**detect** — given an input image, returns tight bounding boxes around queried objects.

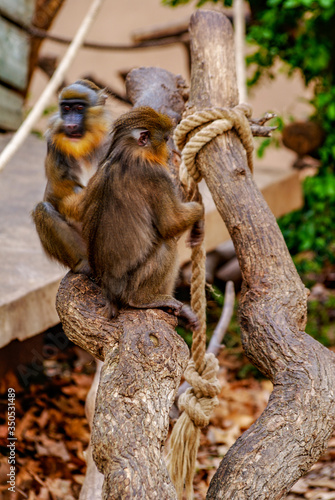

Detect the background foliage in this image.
[245,0,335,277]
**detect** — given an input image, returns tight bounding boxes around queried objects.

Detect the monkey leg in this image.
[101,301,119,320]
[127,241,200,331]
[32,201,90,274]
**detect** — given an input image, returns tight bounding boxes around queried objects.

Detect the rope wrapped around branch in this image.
[167,103,254,499]
[174,103,254,188]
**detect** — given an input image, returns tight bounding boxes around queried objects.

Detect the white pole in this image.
[234,0,247,103]
[0,0,105,173]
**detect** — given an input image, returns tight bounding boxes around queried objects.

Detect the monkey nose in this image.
[65,124,82,138]
[66,124,78,132]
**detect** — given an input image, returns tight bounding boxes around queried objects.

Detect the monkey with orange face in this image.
[32,79,112,274]
[79,106,204,327]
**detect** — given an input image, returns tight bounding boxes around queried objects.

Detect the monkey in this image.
[32,79,112,274]
[79,106,204,327]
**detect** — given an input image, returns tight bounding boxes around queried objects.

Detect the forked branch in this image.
[184,11,335,499]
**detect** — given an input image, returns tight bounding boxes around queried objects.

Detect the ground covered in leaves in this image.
[0,325,335,500]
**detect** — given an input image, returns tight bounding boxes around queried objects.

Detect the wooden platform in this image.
[0,133,303,349]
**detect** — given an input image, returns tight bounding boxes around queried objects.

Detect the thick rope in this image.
[174,103,254,189]
[167,355,220,499]
[167,103,254,499]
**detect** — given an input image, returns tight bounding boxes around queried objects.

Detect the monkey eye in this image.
[77,105,84,111]
[63,105,70,112]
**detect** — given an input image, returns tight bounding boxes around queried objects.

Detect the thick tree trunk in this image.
[57,273,189,498]
[183,11,335,499]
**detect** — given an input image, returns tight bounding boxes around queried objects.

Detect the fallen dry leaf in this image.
[45,478,75,500]
[307,479,335,490]
[207,424,241,447]
[63,418,90,442]
[36,435,71,462]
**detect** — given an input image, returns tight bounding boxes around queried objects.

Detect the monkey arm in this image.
[149,175,203,240]
[155,196,204,240]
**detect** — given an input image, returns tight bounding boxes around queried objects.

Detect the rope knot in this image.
[174,103,254,188]
[178,353,221,428]
[184,353,221,399]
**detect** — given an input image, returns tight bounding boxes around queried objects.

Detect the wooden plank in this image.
[0,0,35,24]
[0,85,23,130]
[0,133,60,349]
[0,17,30,90]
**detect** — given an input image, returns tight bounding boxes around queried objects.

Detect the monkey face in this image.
[49,87,110,160]
[60,99,87,139]
[109,107,173,166]
[57,79,108,141]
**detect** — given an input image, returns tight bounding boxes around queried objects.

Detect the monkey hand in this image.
[187,218,204,248]
[72,258,92,276]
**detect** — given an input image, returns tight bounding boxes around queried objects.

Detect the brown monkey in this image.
[32,79,112,273]
[80,106,204,326]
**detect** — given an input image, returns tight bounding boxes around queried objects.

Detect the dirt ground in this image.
[1,336,334,500]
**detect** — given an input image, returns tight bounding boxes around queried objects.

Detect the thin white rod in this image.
[0,0,105,173]
[234,0,247,103]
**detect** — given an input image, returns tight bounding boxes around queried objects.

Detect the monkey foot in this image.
[176,304,200,332]
[101,301,119,320]
[73,259,92,276]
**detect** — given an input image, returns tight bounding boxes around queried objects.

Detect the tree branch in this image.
[207,281,235,356]
[0,7,189,51]
[182,11,335,499]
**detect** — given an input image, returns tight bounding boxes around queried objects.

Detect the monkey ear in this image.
[98,90,108,105]
[131,128,150,147]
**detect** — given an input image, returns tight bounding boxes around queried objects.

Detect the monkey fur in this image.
[80,106,204,327]
[32,79,112,273]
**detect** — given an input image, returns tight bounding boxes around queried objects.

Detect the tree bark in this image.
[183,10,335,499]
[57,273,189,498]
[56,67,191,499]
